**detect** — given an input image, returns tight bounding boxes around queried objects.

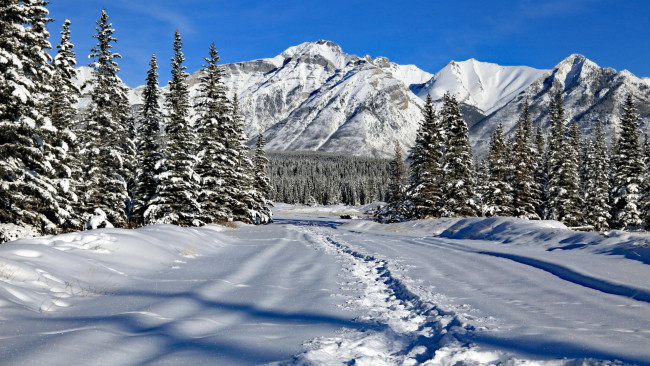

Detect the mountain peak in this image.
[279,40,348,67]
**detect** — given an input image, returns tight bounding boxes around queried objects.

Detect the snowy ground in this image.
[1,204,649,365]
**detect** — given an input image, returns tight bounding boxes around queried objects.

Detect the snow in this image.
[416,59,548,114]
[2,205,649,365]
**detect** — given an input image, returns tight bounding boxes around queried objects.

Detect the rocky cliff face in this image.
[74,41,649,158]
[471,54,650,156]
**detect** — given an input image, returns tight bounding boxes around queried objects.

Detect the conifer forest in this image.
[1,3,650,243]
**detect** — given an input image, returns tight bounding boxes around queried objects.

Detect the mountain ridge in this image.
[73,40,649,158]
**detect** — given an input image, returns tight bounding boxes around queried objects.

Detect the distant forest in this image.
[266,152,391,206]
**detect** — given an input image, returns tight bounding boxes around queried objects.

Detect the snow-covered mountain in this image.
[471,54,650,156]
[412,58,546,115]
[74,41,649,158]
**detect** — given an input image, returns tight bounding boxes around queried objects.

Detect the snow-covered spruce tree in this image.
[611,93,645,230]
[408,94,445,219]
[44,19,82,231]
[80,9,134,228]
[382,140,408,222]
[194,43,232,224]
[545,91,582,226]
[511,106,540,220]
[440,93,476,217]
[132,54,164,226]
[253,133,272,200]
[533,124,547,218]
[482,123,513,216]
[148,30,200,226]
[582,120,611,231]
[231,94,272,224]
[0,0,67,239]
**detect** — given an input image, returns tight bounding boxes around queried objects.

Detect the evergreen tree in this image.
[533,124,547,219]
[45,19,82,231]
[132,54,164,226]
[482,123,514,216]
[545,91,582,226]
[611,93,645,230]
[194,43,231,223]
[384,140,407,221]
[440,93,476,217]
[231,94,272,224]
[81,9,134,228]
[0,0,65,238]
[511,106,540,219]
[148,30,200,226]
[582,120,611,230]
[253,132,273,201]
[408,94,445,219]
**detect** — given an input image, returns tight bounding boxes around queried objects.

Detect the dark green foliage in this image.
[0,0,65,237]
[408,94,445,219]
[482,123,513,216]
[194,43,231,224]
[582,120,611,230]
[440,93,476,217]
[384,141,408,221]
[611,93,645,230]
[147,30,201,226]
[81,9,134,228]
[510,105,540,220]
[267,152,391,206]
[545,91,582,226]
[132,54,163,226]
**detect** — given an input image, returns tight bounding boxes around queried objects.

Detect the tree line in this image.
[383,91,649,232]
[1,4,271,242]
[267,152,391,206]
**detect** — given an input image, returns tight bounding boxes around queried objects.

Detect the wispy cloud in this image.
[115,0,195,33]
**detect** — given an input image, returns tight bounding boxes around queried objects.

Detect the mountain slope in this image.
[412,58,547,115]
[471,54,650,156]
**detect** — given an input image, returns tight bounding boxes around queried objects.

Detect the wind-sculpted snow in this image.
[1,208,649,365]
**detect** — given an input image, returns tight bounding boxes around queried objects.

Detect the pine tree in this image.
[533,124,547,219]
[44,19,82,231]
[511,104,540,219]
[0,0,65,239]
[384,140,407,221]
[440,93,476,217]
[194,43,231,224]
[408,94,445,219]
[231,94,272,224]
[545,91,582,226]
[582,120,611,230]
[80,9,134,228]
[132,54,164,226]
[253,133,273,202]
[611,93,645,230]
[482,123,513,216]
[148,30,200,226]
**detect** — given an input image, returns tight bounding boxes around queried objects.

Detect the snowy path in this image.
[1,210,650,365]
[0,224,363,365]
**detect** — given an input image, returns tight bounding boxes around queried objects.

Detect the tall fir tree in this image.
[0,0,67,239]
[510,104,540,219]
[582,120,611,231]
[45,19,82,231]
[440,93,476,217]
[611,93,645,230]
[408,94,445,219]
[253,132,272,200]
[533,124,547,219]
[384,140,407,221]
[545,91,582,226]
[194,43,231,224]
[482,123,514,216]
[148,30,201,226]
[132,54,164,226]
[231,94,272,224]
[81,9,134,228]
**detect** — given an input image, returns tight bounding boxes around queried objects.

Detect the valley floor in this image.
[0,205,649,365]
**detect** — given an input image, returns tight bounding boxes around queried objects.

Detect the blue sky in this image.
[47,0,650,87]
